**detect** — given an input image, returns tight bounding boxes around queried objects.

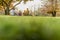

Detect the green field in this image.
[0,16,60,40]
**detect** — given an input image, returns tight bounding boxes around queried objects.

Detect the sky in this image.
[13,0,47,13]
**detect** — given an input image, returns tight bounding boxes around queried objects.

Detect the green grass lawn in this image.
[0,16,60,40]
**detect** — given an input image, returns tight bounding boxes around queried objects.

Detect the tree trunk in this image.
[52,0,57,17]
[2,0,4,6]
[5,6,10,15]
[52,11,56,17]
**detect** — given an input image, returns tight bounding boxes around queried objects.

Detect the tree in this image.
[52,0,57,17]
[0,0,22,15]
[49,0,57,17]
[45,0,57,17]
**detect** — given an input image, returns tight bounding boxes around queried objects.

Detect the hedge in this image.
[0,16,60,40]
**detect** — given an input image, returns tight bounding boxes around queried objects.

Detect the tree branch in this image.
[3,0,8,6]
[8,0,12,6]
[10,0,22,10]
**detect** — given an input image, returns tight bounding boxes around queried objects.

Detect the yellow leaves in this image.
[4,0,9,3]
[0,6,3,8]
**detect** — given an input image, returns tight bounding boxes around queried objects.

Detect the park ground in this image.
[0,16,60,40]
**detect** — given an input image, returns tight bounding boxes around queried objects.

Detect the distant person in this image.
[23,8,29,16]
[18,10,22,16]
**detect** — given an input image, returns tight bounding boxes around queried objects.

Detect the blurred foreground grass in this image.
[0,16,60,40]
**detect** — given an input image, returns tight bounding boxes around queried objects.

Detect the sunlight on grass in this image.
[0,16,60,40]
